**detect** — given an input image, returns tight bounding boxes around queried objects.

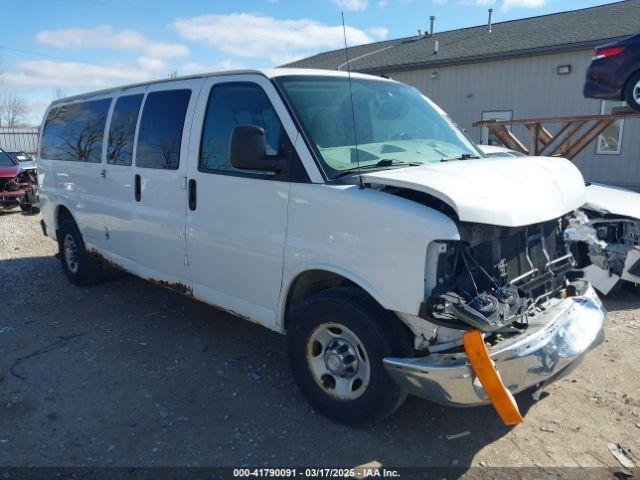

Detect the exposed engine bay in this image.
[418,216,578,349]
[565,209,640,294]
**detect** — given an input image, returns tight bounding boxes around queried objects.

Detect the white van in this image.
[38,69,606,425]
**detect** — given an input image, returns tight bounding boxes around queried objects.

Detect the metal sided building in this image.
[284,1,640,188]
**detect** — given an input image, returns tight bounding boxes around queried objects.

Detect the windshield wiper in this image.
[440,153,481,162]
[333,159,422,179]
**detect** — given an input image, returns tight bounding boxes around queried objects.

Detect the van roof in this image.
[50,68,392,106]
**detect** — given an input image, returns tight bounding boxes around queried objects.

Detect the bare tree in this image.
[0,94,29,127]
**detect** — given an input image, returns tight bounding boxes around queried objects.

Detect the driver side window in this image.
[199,83,290,175]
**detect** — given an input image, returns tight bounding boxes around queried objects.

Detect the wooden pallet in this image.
[473,108,640,159]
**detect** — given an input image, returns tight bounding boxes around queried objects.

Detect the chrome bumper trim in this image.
[384,284,606,407]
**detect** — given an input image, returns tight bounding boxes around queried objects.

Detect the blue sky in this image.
[0,0,620,122]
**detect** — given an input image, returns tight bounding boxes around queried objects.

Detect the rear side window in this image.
[199,83,287,174]
[136,89,191,170]
[41,98,111,162]
[107,94,143,166]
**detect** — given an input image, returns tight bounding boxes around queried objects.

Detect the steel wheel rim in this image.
[306,322,371,401]
[63,234,79,274]
[634,80,640,103]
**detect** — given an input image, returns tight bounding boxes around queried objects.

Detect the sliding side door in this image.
[130,79,203,287]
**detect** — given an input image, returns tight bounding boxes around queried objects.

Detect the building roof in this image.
[283,1,640,73]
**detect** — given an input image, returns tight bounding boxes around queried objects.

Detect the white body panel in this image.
[585,183,640,219]
[100,89,143,263]
[280,183,459,327]
[477,145,512,156]
[18,161,38,172]
[363,156,586,227]
[128,79,203,287]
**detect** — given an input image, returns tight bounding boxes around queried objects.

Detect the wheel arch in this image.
[54,204,75,240]
[279,265,395,332]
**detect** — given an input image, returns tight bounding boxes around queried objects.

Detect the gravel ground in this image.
[1,210,639,477]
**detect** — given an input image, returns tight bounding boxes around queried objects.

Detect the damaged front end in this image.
[0,170,35,210]
[383,215,606,411]
[424,218,576,334]
[565,210,640,294]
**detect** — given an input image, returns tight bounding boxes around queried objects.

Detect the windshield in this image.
[275,76,482,179]
[6,151,32,163]
[0,150,16,167]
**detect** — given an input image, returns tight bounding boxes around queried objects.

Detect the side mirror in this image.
[230,125,279,172]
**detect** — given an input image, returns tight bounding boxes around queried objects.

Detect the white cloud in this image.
[178,62,208,76]
[368,27,389,40]
[214,59,248,70]
[501,0,545,10]
[455,0,495,5]
[377,0,388,6]
[179,59,248,76]
[2,57,168,90]
[36,25,189,58]
[330,0,369,11]
[173,13,377,65]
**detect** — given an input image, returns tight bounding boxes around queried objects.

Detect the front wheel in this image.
[19,189,39,214]
[287,287,413,426]
[624,71,640,112]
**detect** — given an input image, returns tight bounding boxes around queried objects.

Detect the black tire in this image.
[624,71,640,112]
[57,217,104,286]
[19,203,39,214]
[19,189,39,214]
[287,287,413,426]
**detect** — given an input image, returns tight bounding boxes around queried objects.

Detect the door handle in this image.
[99,169,106,178]
[188,179,197,211]
[134,174,141,202]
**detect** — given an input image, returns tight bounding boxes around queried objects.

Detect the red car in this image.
[0,148,37,212]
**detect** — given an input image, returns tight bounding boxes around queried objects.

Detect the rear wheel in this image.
[624,71,640,112]
[58,218,104,286]
[287,287,412,426]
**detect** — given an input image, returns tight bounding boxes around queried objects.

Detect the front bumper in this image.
[384,284,606,407]
[0,189,26,206]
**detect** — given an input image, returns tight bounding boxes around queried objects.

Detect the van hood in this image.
[584,184,640,219]
[363,156,586,227]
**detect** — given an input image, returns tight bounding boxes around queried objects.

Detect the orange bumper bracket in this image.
[463,329,524,425]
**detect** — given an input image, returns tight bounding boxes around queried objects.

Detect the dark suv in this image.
[584,33,640,111]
